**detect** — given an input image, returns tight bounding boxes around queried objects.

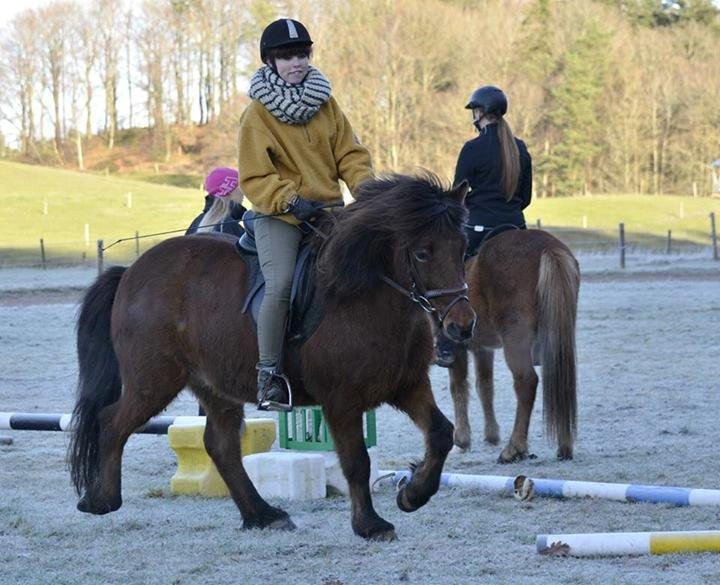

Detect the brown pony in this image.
[68,174,476,541]
[447,229,579,462]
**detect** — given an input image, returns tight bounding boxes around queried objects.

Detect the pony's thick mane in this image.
[318,172,467,301]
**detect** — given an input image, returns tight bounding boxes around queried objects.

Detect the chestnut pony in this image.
[69,174,476,541]
[447,229,579,462]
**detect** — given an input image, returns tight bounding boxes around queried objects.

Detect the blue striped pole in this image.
[0,412,205,435]
[380,470,720,507]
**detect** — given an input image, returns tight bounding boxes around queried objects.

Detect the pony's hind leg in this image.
[77,376,182,514]
[392,380,454,514]
[323,407,395,541]
[473,347,500,446]
[497,335,538,464]
[200,394,294,531]
[448,347,472,451]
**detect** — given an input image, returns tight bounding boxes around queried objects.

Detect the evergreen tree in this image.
[548,21,611,195]
[515,0,555,83]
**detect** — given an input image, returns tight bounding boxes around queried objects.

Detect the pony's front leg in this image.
[201,398,295,531]
[392,381,454,513]
[448,347,472,451]
[324,408,396,541]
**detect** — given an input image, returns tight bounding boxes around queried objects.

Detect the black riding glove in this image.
[287,195,325,221]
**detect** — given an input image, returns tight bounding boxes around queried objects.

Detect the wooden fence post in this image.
[619,223,626,269]
[711,212,718,261]
[536,218,542,229]
[97,239,104,275]
[666,230,672,254]
[135,231,140,258]
[39,238,46,270]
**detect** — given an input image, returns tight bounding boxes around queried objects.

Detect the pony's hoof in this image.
[557,447,573,461]
[396,487,422,513]
[484,433,500,446]
[356,518,396,541]
[497,449,528,464]
[369,527,397,542]
[243,508,295,531]
[451,444,469,455]
[77,493,121,515]
[267,515,297,531]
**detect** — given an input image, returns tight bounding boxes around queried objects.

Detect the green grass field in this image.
[0,160,718,266]
[0,161,204,266]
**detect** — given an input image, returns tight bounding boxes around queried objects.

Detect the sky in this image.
[0,0,143,26]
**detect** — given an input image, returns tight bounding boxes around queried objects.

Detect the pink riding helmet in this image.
[204,167,239,198]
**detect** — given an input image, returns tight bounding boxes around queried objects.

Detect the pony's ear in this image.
[448,180,469,205]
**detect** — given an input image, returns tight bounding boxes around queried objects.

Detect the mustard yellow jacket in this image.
[237,96,373,224]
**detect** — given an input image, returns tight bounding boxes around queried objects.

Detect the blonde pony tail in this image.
[497,118,520,201]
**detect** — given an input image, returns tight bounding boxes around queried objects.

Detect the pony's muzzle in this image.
[443,302,476,342]
[445,319,475,342]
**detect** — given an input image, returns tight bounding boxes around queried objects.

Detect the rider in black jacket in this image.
[454,85,532,257]
[436,86,533,367]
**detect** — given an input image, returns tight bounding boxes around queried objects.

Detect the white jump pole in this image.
[537,530,720,557]
[379,470,720,507]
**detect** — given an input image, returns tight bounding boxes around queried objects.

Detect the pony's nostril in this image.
[446,322,461,341]
[458,326,472,341]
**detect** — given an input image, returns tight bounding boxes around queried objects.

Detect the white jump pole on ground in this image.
[379,470,720,507]
[0,412,205,435]
[536,530,720,557]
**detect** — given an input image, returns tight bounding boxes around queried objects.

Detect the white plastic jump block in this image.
[321,447,379,495]
[243,452,327,501]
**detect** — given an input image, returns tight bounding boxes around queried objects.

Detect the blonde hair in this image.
[496,118,521,201]
[197,186,244,233]
[197,197,232,233]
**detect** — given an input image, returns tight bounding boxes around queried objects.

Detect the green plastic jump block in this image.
[278,406,376,451]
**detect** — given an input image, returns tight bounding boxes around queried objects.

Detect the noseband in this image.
[380,250,470,328]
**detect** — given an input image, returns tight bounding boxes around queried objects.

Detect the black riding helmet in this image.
[260,19,313,63]
[465,86,508,117]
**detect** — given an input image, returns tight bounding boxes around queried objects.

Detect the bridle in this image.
[305,215,471,328]
[380,249,470,328]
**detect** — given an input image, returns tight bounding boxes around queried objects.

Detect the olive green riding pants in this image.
[254,217,303,368]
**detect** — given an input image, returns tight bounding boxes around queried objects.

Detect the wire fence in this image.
[1,213,718,271]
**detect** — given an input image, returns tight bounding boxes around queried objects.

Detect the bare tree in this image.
[2,11,40,157]
[136,1,171,159]
[93,0,124,149]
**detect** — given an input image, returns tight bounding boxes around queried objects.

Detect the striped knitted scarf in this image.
[248,65,332,125]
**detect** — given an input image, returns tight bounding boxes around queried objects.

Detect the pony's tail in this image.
[536,248,580,454]
[69,265,126,495]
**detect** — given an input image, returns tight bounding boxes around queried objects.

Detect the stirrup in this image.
[257,371,294,413]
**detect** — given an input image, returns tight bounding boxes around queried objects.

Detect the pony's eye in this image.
[413,249,431,262]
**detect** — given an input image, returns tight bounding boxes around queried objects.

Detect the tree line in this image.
[1,0,718,196]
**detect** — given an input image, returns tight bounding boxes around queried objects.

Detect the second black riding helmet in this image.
[259,19,313,62]
[465,85,508,117]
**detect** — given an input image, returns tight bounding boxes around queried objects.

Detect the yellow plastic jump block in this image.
[168,418,276,497]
